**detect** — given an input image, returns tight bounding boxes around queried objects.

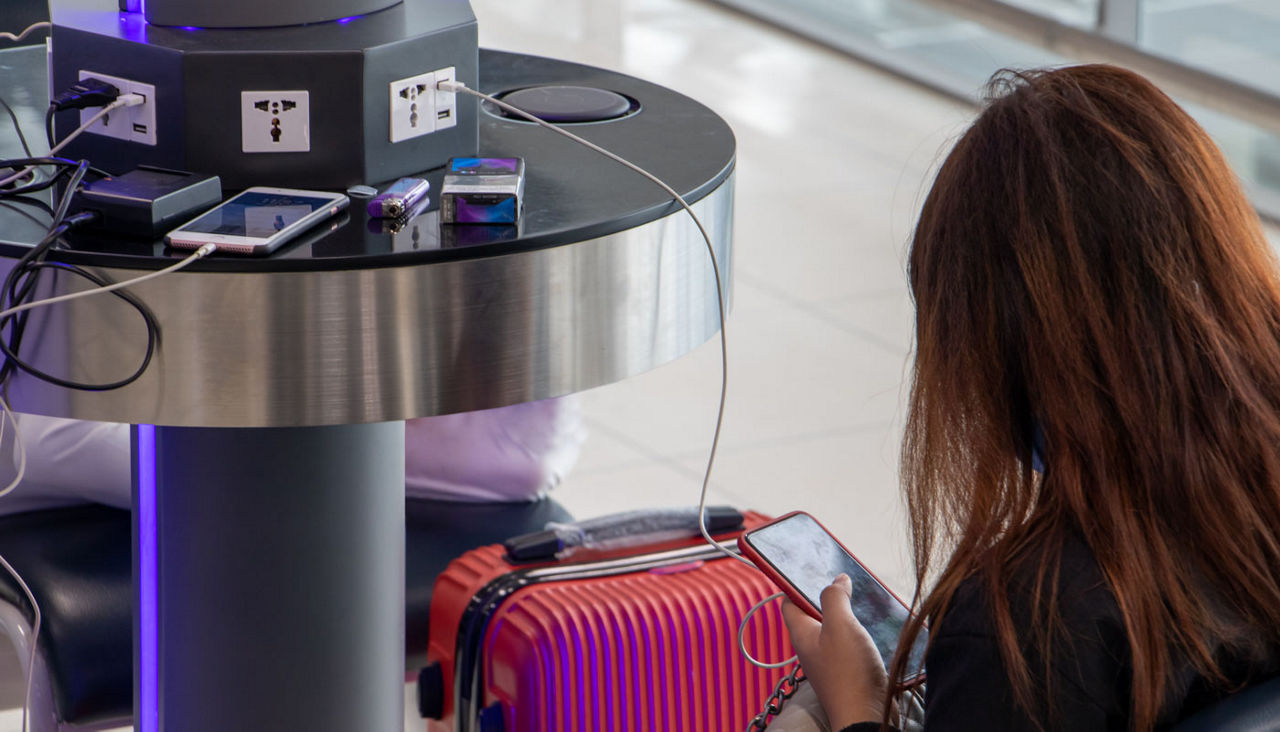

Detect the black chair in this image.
[1173,676,1280,732]
[0,497,571,730]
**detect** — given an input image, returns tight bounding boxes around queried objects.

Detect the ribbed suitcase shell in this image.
[426,514,795,732]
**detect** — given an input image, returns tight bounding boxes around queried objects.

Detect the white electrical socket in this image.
[388,66,457,143]
[389,72,435,143]
[433,66,457,131]
[77,70,158,146]
[240,91,311,153]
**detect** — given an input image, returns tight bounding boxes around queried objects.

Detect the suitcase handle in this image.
[504,505,744,561]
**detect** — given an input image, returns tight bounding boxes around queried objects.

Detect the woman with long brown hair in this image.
[784,64,1280,730]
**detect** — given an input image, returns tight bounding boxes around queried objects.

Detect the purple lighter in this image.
[367,177,431,218]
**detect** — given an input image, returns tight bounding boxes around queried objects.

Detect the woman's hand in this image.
[781,574,889,729]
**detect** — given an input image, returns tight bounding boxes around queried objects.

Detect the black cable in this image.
[0,95,32,159]
[50,161,87,225]
[0,223,70,385]
[46,78,123,155]
[0,161,89,356]
[43,106,54,152]
[1,167,66,196]
[0,161,107,387]
[0,261,159,391]
[0,159,163,391]
[0,118,162,391]
[0,157,80,197]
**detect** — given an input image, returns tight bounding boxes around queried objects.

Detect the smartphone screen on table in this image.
[166,187,349,255]
[739,511,928,681]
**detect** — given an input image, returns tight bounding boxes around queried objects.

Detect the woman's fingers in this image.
[781,598,820,652]
[779,574,889,729]
[819,573,856,624]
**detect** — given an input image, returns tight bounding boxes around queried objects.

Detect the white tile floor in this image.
[2,0,1277,729]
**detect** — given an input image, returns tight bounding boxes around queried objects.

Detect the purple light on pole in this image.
[136,425,158,732]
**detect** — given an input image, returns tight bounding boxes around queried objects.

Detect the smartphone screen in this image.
[745,513,928,678]
[175,191,338,238]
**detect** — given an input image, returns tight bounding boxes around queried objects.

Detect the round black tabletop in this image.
[0,48,738,426]
[0,49,736,272]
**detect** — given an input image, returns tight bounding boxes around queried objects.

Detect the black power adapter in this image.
[70,165,222,237]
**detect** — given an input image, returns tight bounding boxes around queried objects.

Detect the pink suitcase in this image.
[419,510,795,731]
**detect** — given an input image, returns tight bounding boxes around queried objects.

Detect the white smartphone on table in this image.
[165,186,349,255]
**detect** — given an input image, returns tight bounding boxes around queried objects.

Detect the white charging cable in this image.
[437,79,751,570]
[740,591,801,668]
[0,94,145,190]
[0,393,36,732]
[0,89,137,730]
[0,241,213,732]
[0,22,50,44]
[49,95,145,157]
[0,242,216,321]
[436,80,799,672]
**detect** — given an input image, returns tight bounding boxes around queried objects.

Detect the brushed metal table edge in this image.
[5,175,734,427]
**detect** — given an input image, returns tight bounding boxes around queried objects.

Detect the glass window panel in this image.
[720,0,1072,98]
[1141,0,1280,96]
[715,0,1280,222]
[995,0,1099,28]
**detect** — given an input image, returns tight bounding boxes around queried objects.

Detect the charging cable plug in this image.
[196,243,217,257]
[49,95,142,156]
[62,211,100,230]
[50,78,121,111]
[46,80,133,152]
[436,79,464,93]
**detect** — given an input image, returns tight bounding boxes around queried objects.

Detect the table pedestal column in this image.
[130,422,406,732]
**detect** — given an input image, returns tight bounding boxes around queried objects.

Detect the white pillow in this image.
[0,397,584,515]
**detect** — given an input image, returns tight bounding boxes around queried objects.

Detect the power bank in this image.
[70,166,222,237]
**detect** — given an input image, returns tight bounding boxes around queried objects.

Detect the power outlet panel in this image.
[388,65,457,143]
[77,70,158,146]
[389,72,434,143]
[434,66,457,131]
[240,91,311,153]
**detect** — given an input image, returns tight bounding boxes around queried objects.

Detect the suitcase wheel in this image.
[479,703,505,732]
[417,662,445,719]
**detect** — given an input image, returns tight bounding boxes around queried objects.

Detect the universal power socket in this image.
[77,70,158,146]
[240,91,311,153]
[388,66,457,144]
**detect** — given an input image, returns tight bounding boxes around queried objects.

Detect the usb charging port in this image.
[133,123,148,134]
[437,108,451,120]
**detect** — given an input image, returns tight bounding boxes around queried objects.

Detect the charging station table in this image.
[0,49,734,732]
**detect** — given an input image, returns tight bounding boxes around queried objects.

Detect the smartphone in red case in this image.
[738,510,928,682]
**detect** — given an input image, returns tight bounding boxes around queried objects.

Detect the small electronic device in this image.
[165,186,349,255]
[367,177,430,218]
[70,166,222,237]
[738,511,928,680]
[440,156,525,224]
